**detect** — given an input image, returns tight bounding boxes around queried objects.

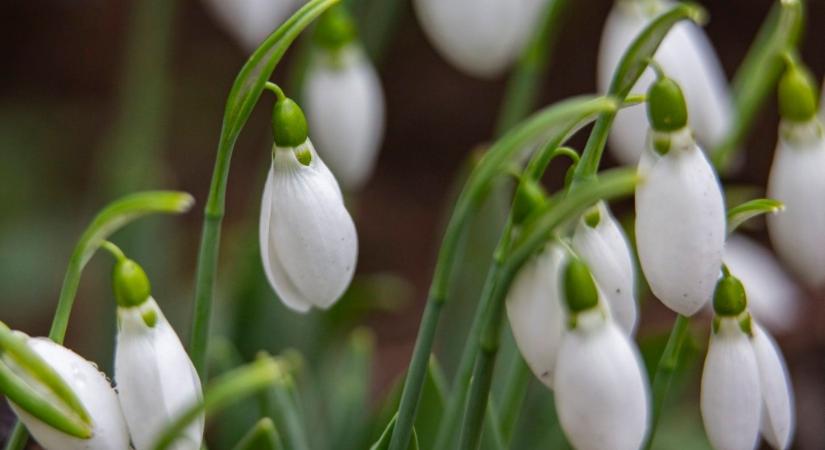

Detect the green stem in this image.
[644,314,691,450]
[231,418,284,450]
[100,241,127,261]
[497,355,531,445]
[268,380,311,450]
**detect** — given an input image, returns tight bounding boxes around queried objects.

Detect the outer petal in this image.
[635,131,725,316]
[554,310,650,450]
[505,244,566,388]
[700,318,762,450]
[723,235,801,334]
[752,323,795,449]
[597,1,731,164]
[204,0,300,51]
[115,298,204,450]
[412,0,544,78]
[572,201,638,334]
[259,140,358,311]
[8,338,129,450]
[303,46,385,191]
[767,121,825,288]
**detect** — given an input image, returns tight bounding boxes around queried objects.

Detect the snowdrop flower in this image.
[303,6,385,191]
[723,234,801,334]
[4,335,129,450]
[112,258,204,450]
[752,323,795,449]
[635,75,725,316]
[767,61,825,289]
[598,0,731,164]
[204,0,300,51]
[572,201,637,334]
[260,94,358,312]
[554,258,650,450]
[505,243,567,388]
[413,0,545,78]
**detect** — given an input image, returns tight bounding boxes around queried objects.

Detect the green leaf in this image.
[412,357,447,450]
[370,414,420,450]
[726,198,784,234]
[231,418,284,450]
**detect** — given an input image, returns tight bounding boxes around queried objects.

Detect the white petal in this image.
[204,0,300,51]
[767,121,825,288]
[597,1,732,164]
[505,244,567,388]
[700,318,762,450]
[554,310,650,450]
[723,235,801,334]
[8,338,129,450]
[259,140,358,311]
[572,202,638,334]
[413,0,544,78]
[752,323,795,449]
[303,46,385,191]
[115,298,204,450]
[635,131,725,316]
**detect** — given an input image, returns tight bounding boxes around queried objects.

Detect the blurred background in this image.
[2,0,825,448]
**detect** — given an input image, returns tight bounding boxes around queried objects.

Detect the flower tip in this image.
[686,4,709,26]
[272,97,309,147]
[713,271,747,317]
[176,193,196,212]
[112,259,151,308]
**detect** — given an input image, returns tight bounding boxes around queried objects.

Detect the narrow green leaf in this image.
[231,418,284,450]
[412,357,447,450]
[726,198,784,234]
[370,414,419,450]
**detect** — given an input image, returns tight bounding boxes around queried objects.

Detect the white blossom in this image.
[259,139,358,312]
[752,323,795,449]
[204,0,300,51]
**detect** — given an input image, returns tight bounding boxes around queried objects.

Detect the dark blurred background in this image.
[2,0,825,448]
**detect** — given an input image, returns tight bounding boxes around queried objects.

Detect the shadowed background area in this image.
[1,0,824,448]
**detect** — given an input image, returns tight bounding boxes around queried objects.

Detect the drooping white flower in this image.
[412,0,546,78]
[204,0,300,51]
[260,139,358,312]
[701,317,762,450]
[115,298,204,450]
[752,323,795,449]
[597,0,731,164]
[635,128,726,316]
[723,234,801,334]
[572,202,637,334]
[303,45,385,190]
[767,119,825,288]
[554,309,650,450]
[505,244,567,388]
[6,336,129,450]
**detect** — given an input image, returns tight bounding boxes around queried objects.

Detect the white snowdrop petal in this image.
[572,202,638,334]
[260,141,358,311]
[505,244,567,388]
[115,299,204,450]
[723,235,801,334]
[767,123,825,288]
[303,47,385,190]
[413,0,544,78]
[204,0,300,51]
[752,324,795,449]
[598,1,731,164]
[635,133,725,316]
[8,338,129,450]
[554,311,650,450]
[701,318,762,450]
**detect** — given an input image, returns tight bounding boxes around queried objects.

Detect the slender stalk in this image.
[497,355,531,445]
[643,314,691,450]
[3,425,28,450]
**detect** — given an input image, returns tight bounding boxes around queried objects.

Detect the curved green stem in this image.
[188,0,340,381]
[644,314,691,450]
[100,240,127,262]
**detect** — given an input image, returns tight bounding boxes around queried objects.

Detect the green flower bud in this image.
[563,257,599,313]
[512,179,547,225]
[272,98,309,148]
[712,270,747,317]
[647,77,688,132]
[314,5,357,51]
[113,259,151,308]
[778,62,818,123]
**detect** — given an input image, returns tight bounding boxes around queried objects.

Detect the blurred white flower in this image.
[701,317,762,450]
[767,119,825,289]
[723,234,802,334]
[204,0,300,51]
[554,309,650,450]
[413,0,546,78]
[505,244,567,388]
[260,139,358,312]
[115,298,204,450]
[635,128,725,316]
[304,46,385,190]
[572,201,638,334]
[7,337,129,450]
[597,0,731,164]
[752,323,795,450]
